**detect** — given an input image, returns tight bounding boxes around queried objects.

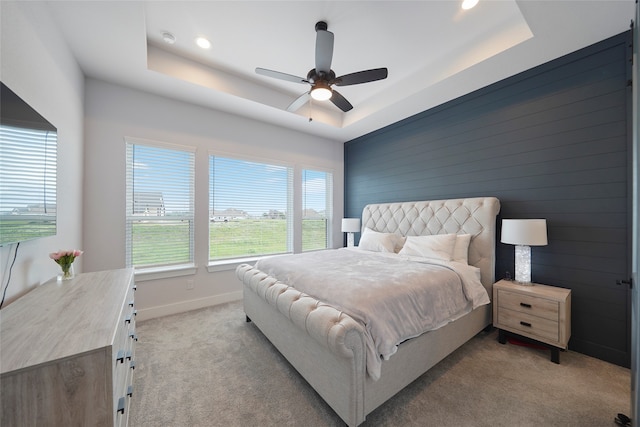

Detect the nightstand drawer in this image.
[497,290,558,321]
[497,308,559,343]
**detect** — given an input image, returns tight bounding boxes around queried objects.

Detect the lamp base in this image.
[515,281,535,286]
[346,232,355,248]
[514,245,532,284]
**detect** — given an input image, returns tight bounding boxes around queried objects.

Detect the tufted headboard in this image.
[361,197,501,291]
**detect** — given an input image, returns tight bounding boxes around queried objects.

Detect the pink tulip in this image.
[49,249,83,264]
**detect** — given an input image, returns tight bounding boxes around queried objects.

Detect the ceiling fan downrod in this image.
[315,21,328,32]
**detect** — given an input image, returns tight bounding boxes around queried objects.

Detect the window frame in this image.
[301,167,333,252]
[125,137,196,280]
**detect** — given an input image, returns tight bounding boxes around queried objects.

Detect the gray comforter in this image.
[255,247,489,380]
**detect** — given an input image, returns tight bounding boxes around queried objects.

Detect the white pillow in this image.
[452,234,472,264]
[398,234,458,261]
[390,233,407,253]
[358,228,398,253]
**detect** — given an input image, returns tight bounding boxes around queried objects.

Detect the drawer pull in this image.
[127,385,134,397]
[130,360,136,370]
[129,331,138,341]
[520,321,532,328]
[520,302,532,308]
[116,350,125,363]
[128,300,134,307]
[117,397,125,415]
[124,311,138,325]
[126,351,132,361]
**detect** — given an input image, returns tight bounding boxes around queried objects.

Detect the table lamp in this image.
[341,218,361,247]
[501,219,548,284]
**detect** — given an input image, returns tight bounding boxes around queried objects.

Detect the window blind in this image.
[302,169,333,251]
[125,140,195,268]
[209,155,293,261]
[0,125,57,244]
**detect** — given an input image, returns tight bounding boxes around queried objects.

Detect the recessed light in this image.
[461,0,479,10]
[161,31,176,44]
[195,37,211,49]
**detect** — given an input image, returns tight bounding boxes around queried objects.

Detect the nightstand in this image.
[493,279,571,363]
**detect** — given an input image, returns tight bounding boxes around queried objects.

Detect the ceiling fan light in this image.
[311,85,332,101]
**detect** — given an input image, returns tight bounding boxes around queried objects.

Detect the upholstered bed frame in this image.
[236,197,500,426]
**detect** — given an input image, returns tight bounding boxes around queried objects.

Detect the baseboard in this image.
[569,337,631,369]
[136,291,242,321]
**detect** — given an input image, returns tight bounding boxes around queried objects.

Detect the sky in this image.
[131,144,329,217]
[210,157,329,217]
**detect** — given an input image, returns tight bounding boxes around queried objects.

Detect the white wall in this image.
[83,79,344,320]
[0,2,84,306]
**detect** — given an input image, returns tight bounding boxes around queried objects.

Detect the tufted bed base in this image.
[236,197,500,426]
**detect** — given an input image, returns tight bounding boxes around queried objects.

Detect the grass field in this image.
[130,218,328,266]
[209,218,328,259]
[131,220,191,266]
[0,217,56,245]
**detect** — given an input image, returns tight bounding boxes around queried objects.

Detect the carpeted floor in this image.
[129,301,630,427]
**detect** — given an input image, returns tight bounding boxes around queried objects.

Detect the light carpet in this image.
[129,301,630,426]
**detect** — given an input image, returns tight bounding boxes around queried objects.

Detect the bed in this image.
[236,196,500,426]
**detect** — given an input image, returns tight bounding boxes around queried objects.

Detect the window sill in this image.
[207,257,263,273]
[134,264,197,282]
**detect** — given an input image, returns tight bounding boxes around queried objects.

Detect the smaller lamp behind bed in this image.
[341,218,361,247]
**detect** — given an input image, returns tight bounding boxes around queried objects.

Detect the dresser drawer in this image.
[497,289,559,321]
[113,307,134,409]
[113,279,136,424]
[497,307,559,343]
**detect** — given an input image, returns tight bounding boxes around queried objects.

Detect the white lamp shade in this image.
[501,219,548,246]
[341,218,361,233]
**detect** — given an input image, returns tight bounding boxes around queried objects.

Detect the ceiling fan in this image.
[255,21,388,113]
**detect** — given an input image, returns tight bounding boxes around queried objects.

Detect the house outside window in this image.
[133,192,165,216]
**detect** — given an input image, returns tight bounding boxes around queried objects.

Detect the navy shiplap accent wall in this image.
[345,32,632,367]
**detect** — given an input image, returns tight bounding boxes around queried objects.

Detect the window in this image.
[0,124,57,245]
[125,139,195,269]
[209,155,293,261]
[302,169,333,251]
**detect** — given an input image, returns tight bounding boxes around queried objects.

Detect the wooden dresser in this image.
[1,268,137,426]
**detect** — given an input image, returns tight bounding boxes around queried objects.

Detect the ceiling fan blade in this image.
[330,90,353,112]
[315,27,334,73]
[256,68,308,84]
[286,92,311,112]
[335,68,388,86]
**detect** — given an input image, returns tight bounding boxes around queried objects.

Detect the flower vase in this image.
[61,263,75,280]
